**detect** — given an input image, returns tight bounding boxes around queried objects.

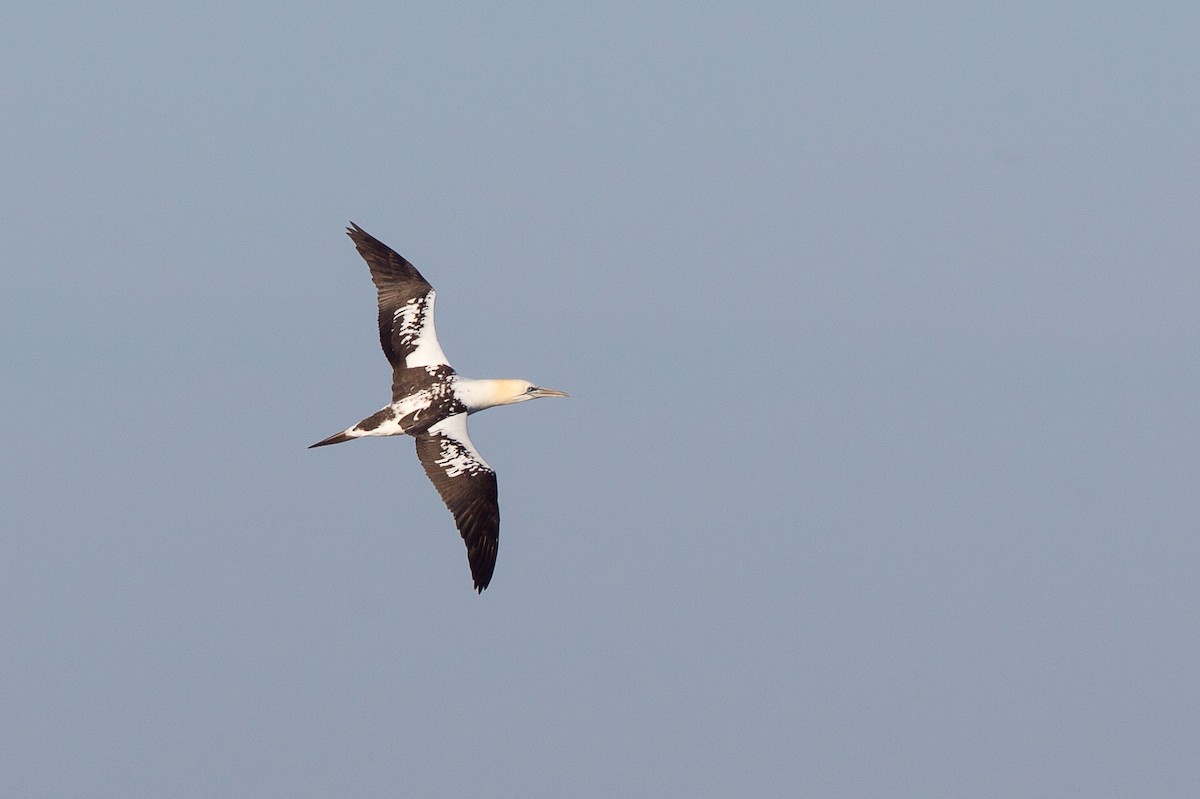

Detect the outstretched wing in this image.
[346,222,450,371]
[413,413,499,592]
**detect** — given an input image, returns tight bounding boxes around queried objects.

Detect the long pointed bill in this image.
[530,386,569,398]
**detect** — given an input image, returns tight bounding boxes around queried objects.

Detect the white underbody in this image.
[341,377,537,441]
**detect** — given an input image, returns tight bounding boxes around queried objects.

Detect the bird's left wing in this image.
[346,222,450,371]
[413,413,499,592]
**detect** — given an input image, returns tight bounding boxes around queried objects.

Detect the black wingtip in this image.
[473,560,494,593]
[471,555,496,593]
[346,221,374,243]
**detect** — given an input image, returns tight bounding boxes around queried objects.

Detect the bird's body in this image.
[311,223,567,591]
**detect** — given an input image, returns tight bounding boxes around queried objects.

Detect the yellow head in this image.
[457,378,569,412]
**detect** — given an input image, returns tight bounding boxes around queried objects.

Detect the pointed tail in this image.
[308,431,355,448]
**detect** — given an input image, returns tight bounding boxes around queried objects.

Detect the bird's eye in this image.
[526,386,538,394]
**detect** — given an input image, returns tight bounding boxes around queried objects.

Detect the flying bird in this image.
[310,223,568,592]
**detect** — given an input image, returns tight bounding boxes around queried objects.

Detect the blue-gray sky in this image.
[3,3,1199,796]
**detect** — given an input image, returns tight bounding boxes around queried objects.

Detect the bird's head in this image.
[457,378,569,412]
[496,379,570,406]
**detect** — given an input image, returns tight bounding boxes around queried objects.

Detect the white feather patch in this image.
[428,414,492,475]
[392,290,449,367]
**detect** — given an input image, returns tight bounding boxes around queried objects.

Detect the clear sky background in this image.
[3,3,1199,796]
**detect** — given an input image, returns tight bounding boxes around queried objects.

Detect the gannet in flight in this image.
[310,223,567,592]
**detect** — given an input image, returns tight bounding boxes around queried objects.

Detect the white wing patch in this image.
[393,289,449,367]
[427,414,493,476]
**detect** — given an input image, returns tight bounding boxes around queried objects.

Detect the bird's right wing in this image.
[413,413,499,592]
[346,222,450,371]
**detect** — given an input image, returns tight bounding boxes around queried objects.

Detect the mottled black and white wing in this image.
[346,222,450,373]
[413,413,499,592]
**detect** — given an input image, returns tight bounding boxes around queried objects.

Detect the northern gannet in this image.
[310,223,568,592]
